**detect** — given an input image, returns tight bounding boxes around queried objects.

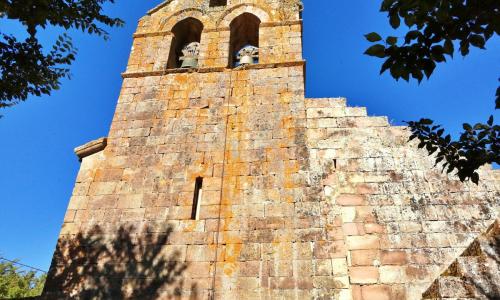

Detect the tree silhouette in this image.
[0,0,124,113]
[41,225,195,300]
[365,0,500,183]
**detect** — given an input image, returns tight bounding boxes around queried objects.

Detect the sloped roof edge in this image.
[147,0,174,15]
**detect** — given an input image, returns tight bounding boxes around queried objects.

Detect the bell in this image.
[180,57,198,68]
[239,55,254,65]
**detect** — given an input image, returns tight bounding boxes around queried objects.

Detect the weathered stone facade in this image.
[422,220,500,299]
[42,1,499,299]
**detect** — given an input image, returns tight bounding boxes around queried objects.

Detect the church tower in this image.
[43,1,499,299]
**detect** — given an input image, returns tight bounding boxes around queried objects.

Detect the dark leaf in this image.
[390,14,401,29]
[422,59,436,78]
[380,59,393,74]
[390,62,405,79]
[431,46,446,62]
[420,118,433,125]
[443,39,454,56]
[496,82,500,109]
[386,36,398,45]
[469,35,486,49]
[365,32,383,42]
[460,40,470,56]
[404,30,421,44]
[487,115,494,126]
[364,44,386,58]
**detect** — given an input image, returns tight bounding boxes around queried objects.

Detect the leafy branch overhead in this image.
[408,117,499,184]
[365,0,500,183]
[364,0,499,83]
[0,0,124,110]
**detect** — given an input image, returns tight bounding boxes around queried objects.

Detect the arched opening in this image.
[228,13,261,68]
[209,0,227,7]
[167,18,204,69]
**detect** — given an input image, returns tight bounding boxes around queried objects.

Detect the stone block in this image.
[307,107,345,118]
[312,276,347,289]
[269,260,293,277]
[93,168,123,182]
[364,223,385,234]
[238,243,261,261]
[239,261,260,277]
[380,250,407,265]
[341,207,356,223]
[314,259,333,276]
[349,266,379,284]
[63,210,76,223]
[331,258,348,276]
[117,194,143,209]
[186,245,216,262]
[237,277,260,290]
[347,235,380,250]
[269,277,296,290]
[313,241,346,259]
[294,260,313,277]
[88,195,118,209]
[361,285,391,300]
[379,266,405,283]
[337,194,366,206]
[342,223,365,236]
[350,249,379,268]
[88,182,117,195]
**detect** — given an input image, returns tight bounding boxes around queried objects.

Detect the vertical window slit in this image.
[192,177,203,220]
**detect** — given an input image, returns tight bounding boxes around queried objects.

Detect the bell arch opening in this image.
[167,18,204,69]
[228,13,261,68]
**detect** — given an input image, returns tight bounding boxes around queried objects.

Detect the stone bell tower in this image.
[43,0,317,299]
[43,0,499,299]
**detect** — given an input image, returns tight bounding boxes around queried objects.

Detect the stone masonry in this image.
[42,0,499,299]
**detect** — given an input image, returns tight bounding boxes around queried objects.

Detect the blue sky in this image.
[0,0,498,273]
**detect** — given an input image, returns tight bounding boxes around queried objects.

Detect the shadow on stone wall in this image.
[42,225,196,299]
[467,227,500,299]
[423,220,500,299]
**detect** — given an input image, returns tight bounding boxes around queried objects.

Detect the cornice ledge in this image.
[121,60,306,78]
[74,137,107,161]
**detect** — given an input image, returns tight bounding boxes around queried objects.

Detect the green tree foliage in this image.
[365,0,500,183]
[407,117,499,183]
[0,0,124,111]
[0,260,46,298]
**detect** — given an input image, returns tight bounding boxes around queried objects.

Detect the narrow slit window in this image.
[192,177,203,220]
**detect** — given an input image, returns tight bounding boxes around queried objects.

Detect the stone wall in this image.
[42,0,499,299]
[127,0,302,73]
[423,220,500,299]
[305,98,499,300]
